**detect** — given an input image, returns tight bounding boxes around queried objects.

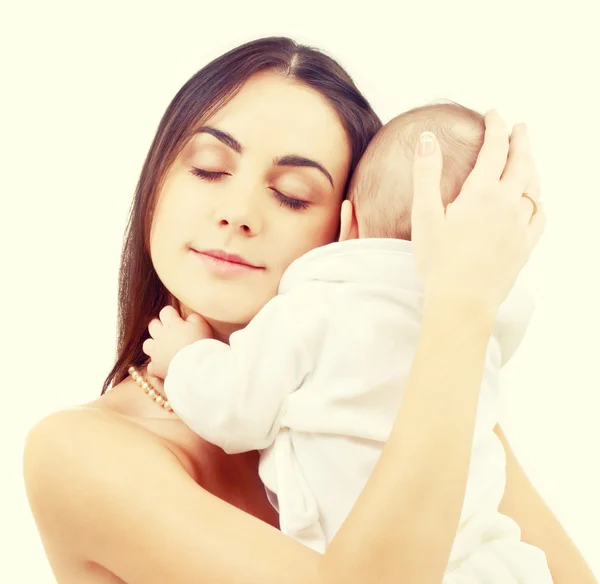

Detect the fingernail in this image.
[418,132,436,156]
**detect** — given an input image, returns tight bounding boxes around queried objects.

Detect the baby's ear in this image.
[338,200,359,241]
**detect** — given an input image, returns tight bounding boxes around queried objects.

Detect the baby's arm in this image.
[164,294,313,453]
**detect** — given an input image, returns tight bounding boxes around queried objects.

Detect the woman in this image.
[23,37,595,584]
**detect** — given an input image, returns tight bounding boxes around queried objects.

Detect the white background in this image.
[1,0,598,581]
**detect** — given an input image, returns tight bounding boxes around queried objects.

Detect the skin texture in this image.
[22,80,597,584]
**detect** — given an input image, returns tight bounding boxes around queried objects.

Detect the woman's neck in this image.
[206,318,244,343]
[177,303,245,343]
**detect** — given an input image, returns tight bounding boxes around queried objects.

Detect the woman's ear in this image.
[338,200,359,241]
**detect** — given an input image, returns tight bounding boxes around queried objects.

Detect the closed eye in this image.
[189,167,228,181]
[190,167,310,211]
[271,189,310,211]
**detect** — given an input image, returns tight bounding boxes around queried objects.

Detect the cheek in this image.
[277,207,341,267]
[149,197,176,261]
[306,208,341,247]
[150,180,206,250]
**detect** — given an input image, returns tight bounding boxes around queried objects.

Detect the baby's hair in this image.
[348,101,485,240]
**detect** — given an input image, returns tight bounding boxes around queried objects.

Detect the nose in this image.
[215,186,263,237]
[218,216,255,235]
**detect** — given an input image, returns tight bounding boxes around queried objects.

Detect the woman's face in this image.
[150,71,352,339]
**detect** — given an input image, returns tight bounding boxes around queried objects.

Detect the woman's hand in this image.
[411,110,546,316]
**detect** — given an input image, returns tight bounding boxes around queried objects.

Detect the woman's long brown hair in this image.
[102,36,382,394]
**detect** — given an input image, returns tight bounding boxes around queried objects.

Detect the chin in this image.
[175,285,275,340]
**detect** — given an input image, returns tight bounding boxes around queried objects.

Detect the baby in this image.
[147,103,553,583]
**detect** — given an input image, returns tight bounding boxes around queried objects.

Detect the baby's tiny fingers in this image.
[159,305,181,326]
[146,361,158,378]
[142,338,154,357]
[148,318,162,339]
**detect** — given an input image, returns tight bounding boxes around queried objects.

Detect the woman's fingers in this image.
[518,195,536,224]
[410,109,545,312]
[501,123,536,195]
[516,163,542,226]
[462,110,510,191]
[525,203,547,251]
[411,131,445,228]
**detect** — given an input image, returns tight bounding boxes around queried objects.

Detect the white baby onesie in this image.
[164,238,553,583]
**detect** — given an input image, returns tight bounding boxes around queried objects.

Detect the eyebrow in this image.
[274,155,334,187]
[195,126,334,187]
[196,126,243,153]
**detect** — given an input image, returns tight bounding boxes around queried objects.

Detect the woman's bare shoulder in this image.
[83,374,209,479]
[24,405,173,459]
[24,375,208,506]
[22,397,193,582]
[22,383,291,584]
[23,399,195,501]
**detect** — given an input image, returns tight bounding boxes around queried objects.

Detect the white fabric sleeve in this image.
[163,294,312,454]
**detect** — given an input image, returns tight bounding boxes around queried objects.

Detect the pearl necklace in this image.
[128,365,174,412]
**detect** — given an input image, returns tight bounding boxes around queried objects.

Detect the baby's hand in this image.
[143,306,212,379]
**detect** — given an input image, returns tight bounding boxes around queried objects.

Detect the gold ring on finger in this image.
[521,192,538,217]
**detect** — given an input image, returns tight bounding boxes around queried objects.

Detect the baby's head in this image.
[347,102,485,240]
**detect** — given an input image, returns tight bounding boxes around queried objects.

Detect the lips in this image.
[191,248,264,270]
